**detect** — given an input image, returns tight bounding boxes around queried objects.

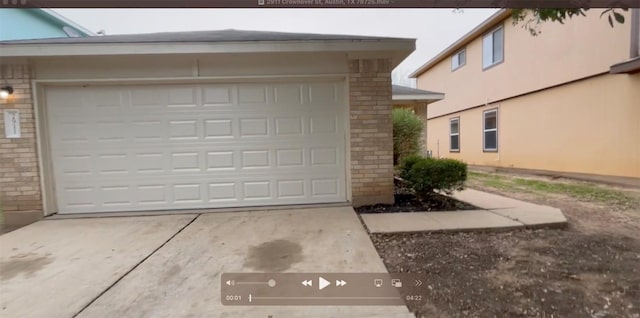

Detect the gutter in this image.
[0,39,415,60]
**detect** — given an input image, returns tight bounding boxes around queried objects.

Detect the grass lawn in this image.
[467,171,639,210]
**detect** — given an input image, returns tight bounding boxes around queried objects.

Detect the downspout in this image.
[631,8,640,58]
[496,103,500,165]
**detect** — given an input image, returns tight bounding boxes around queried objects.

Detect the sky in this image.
[55,9,498,86]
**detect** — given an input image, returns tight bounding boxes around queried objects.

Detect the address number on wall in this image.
[4,109,21,139]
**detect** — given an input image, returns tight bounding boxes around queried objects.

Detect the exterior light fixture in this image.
[0,86,14,99]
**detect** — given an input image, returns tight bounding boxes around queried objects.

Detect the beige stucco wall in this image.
[426,73,640,178]
[417,9,632,119]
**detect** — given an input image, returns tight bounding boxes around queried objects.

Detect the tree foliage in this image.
[392,108,424,166]
[512,8,628,36]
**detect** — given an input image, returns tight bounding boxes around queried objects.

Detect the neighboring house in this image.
[392,85,444,155]
[0,9,94,41]
[0,29,414,225]
[410,9,640,183]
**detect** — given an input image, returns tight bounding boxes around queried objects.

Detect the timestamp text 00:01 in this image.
[226,295,242,301]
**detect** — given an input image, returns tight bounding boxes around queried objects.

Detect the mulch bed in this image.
[355,178,477,213]
[372,229,640,318]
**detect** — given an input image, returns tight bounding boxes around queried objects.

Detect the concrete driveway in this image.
[0,207,412,318]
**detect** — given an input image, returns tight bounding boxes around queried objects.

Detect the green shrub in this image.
[399,156,467,199]
[397,154,423,178]
[392,108,423,165]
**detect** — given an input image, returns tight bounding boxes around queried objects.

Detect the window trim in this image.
[482,109,498,152]
[482,24,505,71]
[451,48,466,71]
[449,117,460,152]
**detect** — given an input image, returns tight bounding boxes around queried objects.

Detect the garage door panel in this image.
[59,186,98,210]
[204,119,234,138]
[47,80,346,214]
[276,149,304,167]
[96,153,130,175]
[168,120,199,140]
[240,150,270,169]
[237,85,269,104]
[277,179,305,199]
[137,185,169,205]
[167,87,199,107]
[206,151,235,170]
[95,122,128,142]
[173,184,203,203]
[239,118,269,137]
[274,117,304,136]
[273,84,304,105]
[311,178,340,196]
[52,121,91,144]
[52,115,342,146]
[101,186,133,207]
[54,146,343,179]
[208,182,237,202]
[58,154,93,176]
[56,176,346,214]
[242,181,271,200]
[308,82,340,105]
[202,86,234,106]
[170,152,202,172]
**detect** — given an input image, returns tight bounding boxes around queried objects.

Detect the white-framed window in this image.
[450,117,460,152]
[482,25,504,69]
[451,48,466,71]
[483,109,498,152]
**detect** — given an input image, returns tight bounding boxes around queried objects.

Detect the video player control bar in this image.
[221,273,428,306]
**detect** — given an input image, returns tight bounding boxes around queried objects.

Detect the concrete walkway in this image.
[0,207,412,318]
[362,189,567,234]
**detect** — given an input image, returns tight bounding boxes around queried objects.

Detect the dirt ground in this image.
[371,175,640,318]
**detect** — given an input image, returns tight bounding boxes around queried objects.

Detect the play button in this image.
[318,276,330,290]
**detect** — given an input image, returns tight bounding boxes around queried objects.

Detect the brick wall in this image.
[348,59,394,206]
[0,64,42,223]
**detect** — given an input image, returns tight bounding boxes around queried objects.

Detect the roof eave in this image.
[609,56,640,74]
[409,9,511,78]
[392,93,444,104]
[38,9,96,36]
[0,39,414,63]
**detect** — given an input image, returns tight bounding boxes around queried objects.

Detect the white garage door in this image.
[46,80,347,214]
